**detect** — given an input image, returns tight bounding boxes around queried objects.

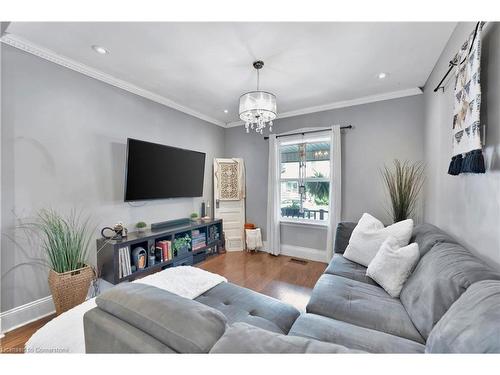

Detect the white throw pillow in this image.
[366,236,420,298]
[343,213,413,267]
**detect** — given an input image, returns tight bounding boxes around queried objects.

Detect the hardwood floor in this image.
[0,314,56,354]
[198,251,326,311]
[0,251,326,354]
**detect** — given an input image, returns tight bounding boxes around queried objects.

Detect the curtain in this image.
[266,134,281,256]
[326,125,342,261]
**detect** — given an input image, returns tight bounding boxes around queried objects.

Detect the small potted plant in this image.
[173,234,191,257]
[190,212,199,222]
[136,221,147,234]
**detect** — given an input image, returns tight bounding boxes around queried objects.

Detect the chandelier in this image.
[239,60,277,134]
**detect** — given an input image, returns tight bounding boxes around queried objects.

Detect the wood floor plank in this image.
[0,251,326,354]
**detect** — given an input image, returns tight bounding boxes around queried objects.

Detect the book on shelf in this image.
[118,248,123,278]
[118,246,132,278]
[156,240,172,262]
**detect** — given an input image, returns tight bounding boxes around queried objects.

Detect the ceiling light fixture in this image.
[378,72,388,79]
[91,45,108,55]
[223,109,229,114]
[239,60,277,134]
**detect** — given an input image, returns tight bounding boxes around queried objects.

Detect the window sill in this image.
[280,220,328,229]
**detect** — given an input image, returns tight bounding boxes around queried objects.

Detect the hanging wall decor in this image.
[448,22,485,175]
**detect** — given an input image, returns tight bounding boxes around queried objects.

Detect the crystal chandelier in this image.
[239,60,277,134]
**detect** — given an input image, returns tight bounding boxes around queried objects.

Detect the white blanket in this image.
[24,266,227,353]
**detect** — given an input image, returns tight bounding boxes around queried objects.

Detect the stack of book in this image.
[118,246,132,278]
[192,230,207,251]
[156,240,172,262]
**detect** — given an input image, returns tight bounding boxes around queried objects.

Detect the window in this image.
[279,138,331,224]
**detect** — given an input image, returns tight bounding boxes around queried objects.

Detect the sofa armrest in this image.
[210,323,364,353]
[84,307,175,353]
[334,222,357,254]
[90,283,227,353]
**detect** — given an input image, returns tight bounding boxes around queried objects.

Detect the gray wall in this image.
[1,45,225,312]
[423,22,500,268]
[225,94,425,251]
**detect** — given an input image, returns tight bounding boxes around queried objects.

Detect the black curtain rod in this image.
[263,125,352,140]
[433,21,483,93]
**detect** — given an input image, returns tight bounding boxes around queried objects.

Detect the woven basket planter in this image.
[48,265,94,315]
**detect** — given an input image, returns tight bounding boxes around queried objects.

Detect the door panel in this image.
[214,158,245,251]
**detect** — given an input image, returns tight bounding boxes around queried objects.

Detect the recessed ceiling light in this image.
[223,109,229,114]
[91,45,108,55]
[378,72,388,79]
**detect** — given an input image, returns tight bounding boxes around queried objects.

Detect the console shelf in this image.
[97,218,223,284]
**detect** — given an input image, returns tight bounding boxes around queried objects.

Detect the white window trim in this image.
[278,132,332,227]
[280,219,329,228]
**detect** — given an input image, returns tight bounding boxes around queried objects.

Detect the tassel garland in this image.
[447,149,485,175]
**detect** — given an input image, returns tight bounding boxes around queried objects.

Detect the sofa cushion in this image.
[195,282,300,334]
[210,322,362,353]
[333,222,357,254]
[95,283,227,353]
[343,213,413,267]
[289,313,425,353]
[324,254,377,286]
[366,237,420,298]
[400,242,500,340]
[410,223,458,257]
[426,280,500,353]
[306,274,424,343]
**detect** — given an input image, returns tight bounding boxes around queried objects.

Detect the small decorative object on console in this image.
[190,213,199,222]
[203,200,211,220]
[131,246,147,270]
[101,221,128,240]
[136,221,147,234]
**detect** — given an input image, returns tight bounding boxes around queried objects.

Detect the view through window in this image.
[280,139,331,223]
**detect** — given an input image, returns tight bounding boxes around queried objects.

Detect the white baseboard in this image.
[280,244,328,263]
[263,241,328,263]
[0,295,55,334]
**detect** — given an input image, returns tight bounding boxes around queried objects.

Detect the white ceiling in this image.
[4,22,456,126]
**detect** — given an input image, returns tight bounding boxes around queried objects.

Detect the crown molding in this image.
[0,33,226,128]
[226,87,423,128]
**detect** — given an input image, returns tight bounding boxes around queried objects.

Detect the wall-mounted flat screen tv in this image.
[124,138,206,201]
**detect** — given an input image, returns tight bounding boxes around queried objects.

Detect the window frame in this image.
[278,133,332,227]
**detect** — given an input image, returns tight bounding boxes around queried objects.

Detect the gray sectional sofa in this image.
[84,222,500,353]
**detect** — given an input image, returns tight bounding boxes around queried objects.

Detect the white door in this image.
[214,158,245,251]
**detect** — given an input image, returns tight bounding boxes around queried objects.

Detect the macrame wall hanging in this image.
[448,22,486,176]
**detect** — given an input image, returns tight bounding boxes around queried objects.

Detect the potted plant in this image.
[136,221,147,234]
[381,160,425,223]
[190,213,199,222]
[27,209,95,315]
[173,234,191,257]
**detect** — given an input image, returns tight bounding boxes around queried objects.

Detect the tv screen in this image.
[124,138,206,201]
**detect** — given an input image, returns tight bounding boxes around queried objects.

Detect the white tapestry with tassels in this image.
[448,23,485,175]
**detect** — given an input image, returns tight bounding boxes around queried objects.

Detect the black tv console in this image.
[96,218,223,285]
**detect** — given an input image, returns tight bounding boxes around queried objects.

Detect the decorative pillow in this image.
[366,236,420,298]
[343,213,413,267]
